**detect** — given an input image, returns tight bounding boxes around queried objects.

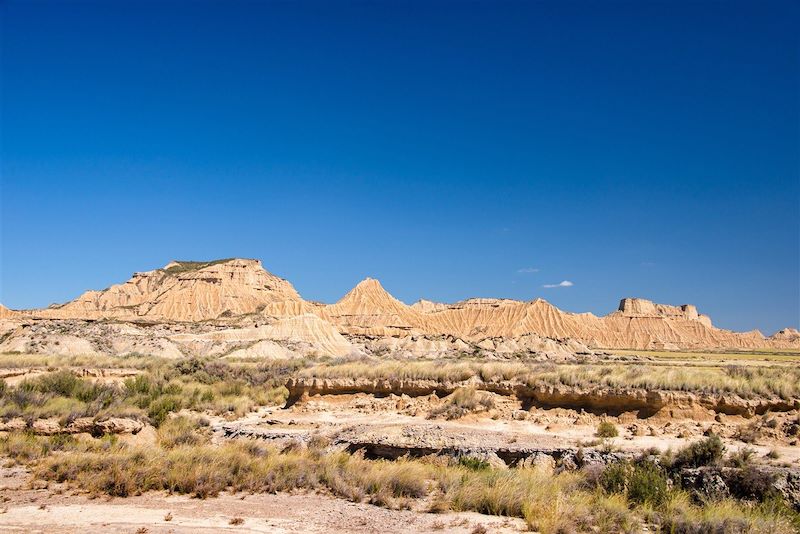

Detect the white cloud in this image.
[542,280,573,288]
[517,267,540,273]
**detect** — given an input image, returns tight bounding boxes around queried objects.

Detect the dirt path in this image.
[0,465,523,533]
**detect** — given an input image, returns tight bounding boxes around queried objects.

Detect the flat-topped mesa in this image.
[616,298,711,325]
[410,299,448,313]
[28,258,302,322]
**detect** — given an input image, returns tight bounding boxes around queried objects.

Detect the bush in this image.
[24,371,80,396]
[147,395,181,427]
[596,421,619,438]
[600,460,669,506]
[627,461,669,506]
[728,447,756,468]
[124,375,154,396]
[672,435,724,469]
[158,416,206,448]
[727,466,777,501]
[599,462,629,495]
[735,422,761,444]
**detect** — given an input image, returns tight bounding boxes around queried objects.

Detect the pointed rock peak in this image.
[353,277,381,288]
[333,277,411,311]
[346,277,394,297]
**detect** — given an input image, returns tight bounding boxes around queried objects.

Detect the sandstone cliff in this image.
[28,259,301,322]
[6,258,798,351]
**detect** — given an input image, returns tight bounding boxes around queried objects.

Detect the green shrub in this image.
[24,371,79,396]
[458,456,490,470]
[124,375,153,396]
[627,461,669,506]
[158,416,206,448]
[728,447,756,468]
[596,421,619,438]
[599,462,629,495]
[672,435,724,469]
[600,460,669,507]
[147,395,181,427]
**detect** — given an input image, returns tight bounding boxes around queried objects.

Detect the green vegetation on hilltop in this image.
[163,258,240,275]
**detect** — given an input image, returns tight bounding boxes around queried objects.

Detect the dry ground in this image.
[0,465,521,533]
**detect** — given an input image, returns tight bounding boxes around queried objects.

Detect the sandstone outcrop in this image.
[5,258,798,352]
[284,376,799,417]
[28,259,301,322]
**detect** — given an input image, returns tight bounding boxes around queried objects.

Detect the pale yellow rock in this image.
[8,258,798,352]
[27,259,301,322]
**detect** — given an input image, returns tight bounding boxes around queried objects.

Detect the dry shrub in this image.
[429,388,495,420]
[735,422,761,444]
[157,416,207,448]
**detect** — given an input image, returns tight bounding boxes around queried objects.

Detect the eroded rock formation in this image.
[4,257,798,353]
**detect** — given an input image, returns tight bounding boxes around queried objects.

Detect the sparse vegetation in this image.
[0,431,796,533]
[1,353,799,533]
[299,359,800,399]
[163,259,236,275]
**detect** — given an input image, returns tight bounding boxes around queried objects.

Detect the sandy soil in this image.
[0,465,524,533]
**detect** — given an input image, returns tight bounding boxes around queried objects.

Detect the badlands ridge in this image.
[1,258,798,359]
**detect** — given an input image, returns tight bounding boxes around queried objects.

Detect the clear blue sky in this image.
[1,1,798,334]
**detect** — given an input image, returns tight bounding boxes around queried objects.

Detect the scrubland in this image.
[1,352,799,533]
[1,427,798,534]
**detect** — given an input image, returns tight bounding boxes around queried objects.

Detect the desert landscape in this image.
[3,1,798,532]
[0,258,798,533]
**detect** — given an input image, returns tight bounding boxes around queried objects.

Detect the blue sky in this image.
[1,0,798,334]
